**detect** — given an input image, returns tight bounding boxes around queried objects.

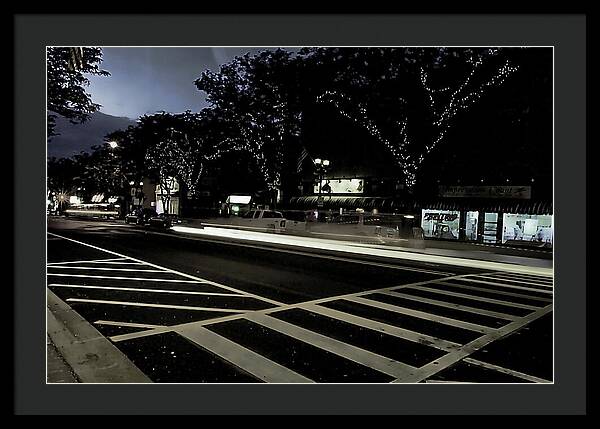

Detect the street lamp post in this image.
[314,158,330,210]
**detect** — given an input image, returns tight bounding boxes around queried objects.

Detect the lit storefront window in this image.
[314,178,364,194]
[421,209,460,240]
[483,212,499,243]
[502,213,553,245]
[465,211,479,241]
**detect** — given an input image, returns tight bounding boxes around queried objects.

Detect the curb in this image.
[47,289,152,383]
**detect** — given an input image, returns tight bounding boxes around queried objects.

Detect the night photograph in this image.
[12,13,587,416]
[45,45,555,385]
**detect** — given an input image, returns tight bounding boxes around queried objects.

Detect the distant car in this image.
[125,208,157,225]
[148,213,181,229]
[234,209,286,231]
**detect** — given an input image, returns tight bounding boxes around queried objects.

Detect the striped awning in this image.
[287,196,553,215]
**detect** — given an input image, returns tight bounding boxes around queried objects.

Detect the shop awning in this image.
[287,196,553,215]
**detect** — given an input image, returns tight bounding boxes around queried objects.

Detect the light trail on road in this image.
[170,225,553,277]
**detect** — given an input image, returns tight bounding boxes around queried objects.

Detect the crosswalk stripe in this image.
[94,320,165,329]
[382,291,519,321]
[301,303,461,351]
[245,312,416,379]
[49,283,245,297]
[453,277,553,294]
[65,298,248,313]
[393,305,553,383]
[487,271,553,283]
[47,266,166,273]
[48,273,208,283]
[47,258,128,265]
[345,296,494,335]
[47,232,285,307]
[475,274,554,288]
[76,261,146,265]
[175,325,314,383]
[462,358,551,383]
[408,286,541,310]
[429,281,553,303]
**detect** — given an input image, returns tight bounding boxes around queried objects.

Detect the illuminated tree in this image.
[305,47,519,189]
[195,49,302,196]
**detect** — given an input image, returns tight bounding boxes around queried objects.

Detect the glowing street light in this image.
[108,141,118,149]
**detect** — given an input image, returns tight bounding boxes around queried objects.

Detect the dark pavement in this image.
[46,217,553,383]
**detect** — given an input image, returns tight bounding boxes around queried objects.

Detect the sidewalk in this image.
[47,289,152,383]
[47,334,79,383]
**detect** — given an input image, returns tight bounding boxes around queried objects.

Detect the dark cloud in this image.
[48,111,136,158]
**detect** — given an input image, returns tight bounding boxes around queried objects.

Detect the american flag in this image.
[296,146,309,173]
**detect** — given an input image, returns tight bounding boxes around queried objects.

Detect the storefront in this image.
[502,213,554,245]
[421,209,461,240]
[287,192,553,247]
[155,177,180,215]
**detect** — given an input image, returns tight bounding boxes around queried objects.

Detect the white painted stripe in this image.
[82,261,146,265]
[488,273,554,288]
[47,258,128,265]
[47,273,209,283]
[94,320,165,329]
[431,281,553,303]
[383,291,519,321]
[47,232,284,307]
[454,277,553,293]
[175,325,314,383]
[462,358,551,383]
[245,312,416,379]
[477,274,554,287]
[47,266,166,273]
[346,296,494,335]
[108,275,471,344]
[65,298,248,313]
[48,283,246,297]
[393,305,552,383]
[488,271,554,282]
[301,303,461,351]
[409,286,541,310]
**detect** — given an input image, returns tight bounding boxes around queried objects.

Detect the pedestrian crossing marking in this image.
[48,231,553,383]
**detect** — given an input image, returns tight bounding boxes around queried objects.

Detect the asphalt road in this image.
[46,217,554,383]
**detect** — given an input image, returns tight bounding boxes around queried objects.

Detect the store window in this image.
[465,211,479,241]
[483,212,499,244]
[502,214,554,245]
[421,209,460,240]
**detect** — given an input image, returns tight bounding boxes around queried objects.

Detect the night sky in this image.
[87,47,295,119]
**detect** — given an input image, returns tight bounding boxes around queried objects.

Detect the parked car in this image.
[148,213,181,229]
[125,208,157,225]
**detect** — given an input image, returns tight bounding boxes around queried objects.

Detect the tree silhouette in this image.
[47,47,110,138]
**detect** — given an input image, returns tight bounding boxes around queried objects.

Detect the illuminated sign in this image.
[423,212,458,222]
[421,209,461,240]
[227,195,252,204]
[314,179,364,194]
